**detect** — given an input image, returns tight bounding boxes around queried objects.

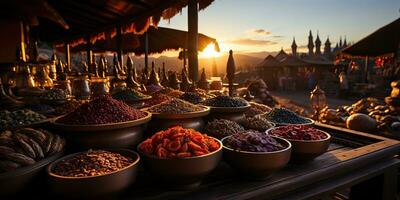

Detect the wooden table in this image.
[17,123,400,200]
[119,122,400,200]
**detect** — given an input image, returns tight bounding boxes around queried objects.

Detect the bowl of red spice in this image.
[137,126,222,190]
[143,98,210,132]
[221,130,291,179]
[51,95,151,149]
[267,125,331,162]
[47,149,140,197]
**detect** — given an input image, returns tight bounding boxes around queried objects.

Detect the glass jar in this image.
[72,75,91,100]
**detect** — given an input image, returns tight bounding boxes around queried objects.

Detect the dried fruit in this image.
[223,130,285,152]
[139,126,220,158]
[1,152,35,166]
[269,125,328,141]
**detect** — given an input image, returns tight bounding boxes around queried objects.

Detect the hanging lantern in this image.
[310,85,327,120]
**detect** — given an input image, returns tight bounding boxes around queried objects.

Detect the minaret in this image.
[339,36,343,48]
[343,36,347,47]
[324,37,331,55]
[307,30,314,55]
[315,32,321,55]
[291,37,297,56]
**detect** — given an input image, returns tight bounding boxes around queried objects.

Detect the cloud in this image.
[272,35,284,38]
[226,38,277,46]
[247,29,271,35]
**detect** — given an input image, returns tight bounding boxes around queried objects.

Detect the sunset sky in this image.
[158,0,400,57]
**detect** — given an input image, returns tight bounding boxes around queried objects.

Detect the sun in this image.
[199,43,220,58]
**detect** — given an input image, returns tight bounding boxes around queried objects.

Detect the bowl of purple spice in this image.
[51,95,151,149]
[221,130,291,179]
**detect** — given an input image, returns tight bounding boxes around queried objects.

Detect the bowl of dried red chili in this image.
[267,125,331,162]
[221,130,291,179]
[47,149,140,197]
[51,95,152,149]
[137,126,222,190]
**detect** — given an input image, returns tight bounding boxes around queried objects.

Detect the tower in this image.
[315,32,321,55]
[339,36,343,48]
[324,37,331,55]
[291,37,297,56]
[343,36,347,47]
[307,30,314,55]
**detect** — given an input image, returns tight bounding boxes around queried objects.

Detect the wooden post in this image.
[64,42,71,72]
[188,0,199,81]
[364,56,368,83]
[116,25,123,65]
[19,21,26,62]
[86,36,93,68]
[144,31,149,71]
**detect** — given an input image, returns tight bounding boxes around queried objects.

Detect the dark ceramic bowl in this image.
[51,111,151,149]
[47,149,140,197]
[143,105,210,133]
[267,127,331,162]
[207,105,250,123]
[273,117,315,126]
[0,151,64,196]
[137,138,222,190]
[221,136,291,179]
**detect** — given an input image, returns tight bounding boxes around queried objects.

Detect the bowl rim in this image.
[47,149,140,180]
[142,105,210,119]
[137,136,223,160]
[266,126,332,143]
[220,135,292,155]
[51,111,152,131]
[0,151,64,179]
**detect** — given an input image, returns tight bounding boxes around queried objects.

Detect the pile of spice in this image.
[58,95,146,125]
[112,88,150,102]
[39,88,68,100]
[52,150,133,177]
[54,100,82,115]
[148,98,204,114]
[241,115,274,131]
[179,92,204,104]
[139,126,220,158]
[0,128,65,172]
[263,108,312,124]
[154,88,184,98]
[25,104,54,114]
[269,125,328,141]
[204,119,244,139]
[245,102,272,117]
[0,109,46,130]
[203,95,248,107]
[145,84,163,94]
[142,94,172,108]
[223,130,285,152]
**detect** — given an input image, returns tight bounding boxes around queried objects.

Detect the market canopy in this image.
[341,17,400,57]
[275,49,289,61]
[55,26,219,55]
[32,0,215,43]
[280,55,308,67]
[302,55,333,66]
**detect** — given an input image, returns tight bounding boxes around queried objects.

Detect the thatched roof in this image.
[302,55,333,66]
[280,55,307,67]
[258,55,282,68]
[57,26,219,54]
[341,17,400,57]
[31,0,215,43]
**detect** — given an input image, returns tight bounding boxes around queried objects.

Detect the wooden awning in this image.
[280,55,308,67]
[33,0,215,43]
[55,26,219,54]
[341,17,400,57]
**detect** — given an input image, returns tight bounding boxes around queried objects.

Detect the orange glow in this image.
[200,43,221,58]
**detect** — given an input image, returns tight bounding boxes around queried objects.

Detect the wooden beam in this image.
[187,0,199,81]
[127,0,152,9]
[86,35,93,67]
[144,31,149,70]
[65,42,71,72]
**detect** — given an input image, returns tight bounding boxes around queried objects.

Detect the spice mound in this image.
[223,130,285,152]
[245,102,271,117]
[54,100,81,115]
[112,88,150,102]
[269,125,328,141]
[39,88,69,100]
[58,95,146,125]
[241,115,274,131]
[0,109,47,131]
[139,126,220,158]
[142,94,172,108]
[52,150,133,177]
[179,92,204,104]
[0,128,65,173]
[148,98,204,114]
[203,95,248,107]
[204,119,244,138]
[263,108,311,124]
